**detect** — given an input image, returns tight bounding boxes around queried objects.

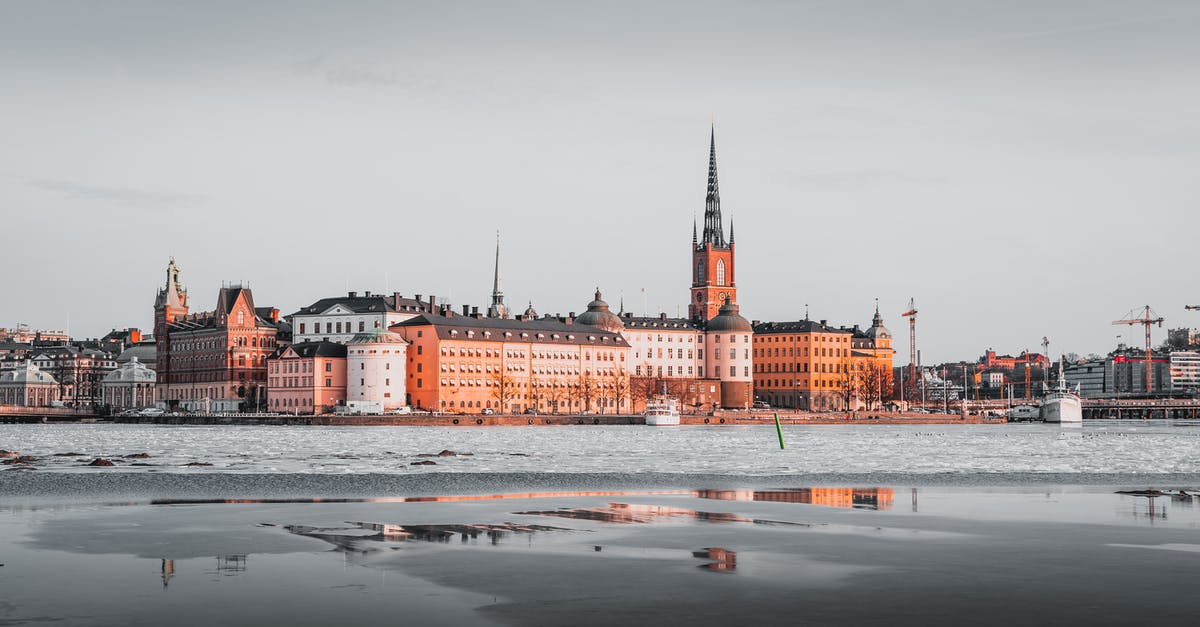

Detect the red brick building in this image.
[154,260,285,412]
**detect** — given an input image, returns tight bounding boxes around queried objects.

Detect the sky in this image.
[2,0,1198,364]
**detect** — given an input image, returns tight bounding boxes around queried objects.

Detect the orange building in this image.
[391,306,631,414]
[267,341,347,414]
[751,319,853,411]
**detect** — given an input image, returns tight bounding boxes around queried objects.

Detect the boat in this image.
[1006,405,1040,422]
[1040,360,1082,424]
[644,395,681,426]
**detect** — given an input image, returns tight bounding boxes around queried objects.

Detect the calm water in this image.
[2,420,1199,476]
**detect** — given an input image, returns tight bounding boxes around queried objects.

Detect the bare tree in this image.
[545,380,569,414]
[580,370,598,412]
[606,367,630,414]
[490,366,521,413]
[838,358,858,409]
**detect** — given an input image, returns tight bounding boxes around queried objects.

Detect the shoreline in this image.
[3,410,1004,426]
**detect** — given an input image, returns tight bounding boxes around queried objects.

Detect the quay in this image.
[3,409,1000,426]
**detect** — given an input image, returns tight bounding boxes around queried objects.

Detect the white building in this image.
[345,328,409,412]
[101,357,157,410]
[622,314,705,379]
[291,292,428,345]
[0,360,60,407]
[1170,351,1200,392]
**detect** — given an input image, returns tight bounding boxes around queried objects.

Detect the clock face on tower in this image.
[696,293,703,302]
[719,292,727,301]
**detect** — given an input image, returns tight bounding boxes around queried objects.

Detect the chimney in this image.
[364,290,371,297]
[752,320,760,326]
[428,295,436,313]
[442,305,452,317]
[569,312,576,318]
[462,304,470,316]
[270,308,280,323]
[131,329,142,344]
[471,306,480,316]
[820,319,827,326]
[660,313,667,320]
[348,291,357,298]
[394,292,403,311]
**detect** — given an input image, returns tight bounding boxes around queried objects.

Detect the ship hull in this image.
[1041,396,1082,423]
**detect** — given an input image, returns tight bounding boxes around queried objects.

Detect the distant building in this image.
[290,291,428,344]
[978,349,1049,371]
[0,327,69,344]
[1170,351,1200,393]
[101,357,157,410]
[267,341,347,414]
[153,259,286,412]
[1167,328,1200,350]
[29,345,116,408]
[1064,359,1107,398]
[0,360,60,407]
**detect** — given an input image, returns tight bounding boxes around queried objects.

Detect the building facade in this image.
[0,360,60,406]
[391,308,630,414]
[290,292,428,344]
[346,329,408,412]
[267,341,347,414]
[29,345,116,408]
[100,357,156,410]
[154,260,285,412]
[751,319,854,411]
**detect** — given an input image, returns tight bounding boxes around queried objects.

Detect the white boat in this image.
[1007,405,1040,421]
[644,396,680,426]
[1040,360,1082,424]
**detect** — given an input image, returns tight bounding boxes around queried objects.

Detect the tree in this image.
[545,380,569,414]
[838,358,859,409]
[489,365,521,413]
[606,367,630,414]
[580,370,598,412]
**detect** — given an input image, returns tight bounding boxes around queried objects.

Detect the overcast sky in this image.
[2,0,1198,363]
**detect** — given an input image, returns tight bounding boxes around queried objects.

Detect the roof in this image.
[0,361,58,385]
[707,300,753,333]
[270,340,348,359]
[117,343,156,364]
[621,315,702,331]
[393,313,628,347]
[752,320,853,335]
[290,293,426,318]
[102,357,156,383]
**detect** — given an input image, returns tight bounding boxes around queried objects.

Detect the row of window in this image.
[757,362,845,374]
[756,346,846,358]
[755,378,841,389]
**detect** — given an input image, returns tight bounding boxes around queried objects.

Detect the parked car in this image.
[753,401,770,409]
[385,406,412,415]
[523,407,538,415]
[138,407,165,417]
[481,408,495,415]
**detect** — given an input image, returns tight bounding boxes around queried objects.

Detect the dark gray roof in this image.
[620,315,702,331]
[752,320,853,335]
[270,341,348,360]
[392,313,628,347]
[291,293,426,318]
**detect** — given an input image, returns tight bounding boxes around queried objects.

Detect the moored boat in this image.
[644,396,681,426]
[1040,360,1082,424]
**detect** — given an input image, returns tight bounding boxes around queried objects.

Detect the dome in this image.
[706,298,753,333]
[103,357,157,384]
[117,343,156,367]
[865,305,891,340]
[523,302,539,319]
[574,289,624,333]
[0,361,58,386]
[348,328,408,345]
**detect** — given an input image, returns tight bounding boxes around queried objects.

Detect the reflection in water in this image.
[695,488,895,511]
[693,547,737,573]
[514,502,815,528]
[161,558,174,588]
[286,521,576,551]
[216,554,246,572]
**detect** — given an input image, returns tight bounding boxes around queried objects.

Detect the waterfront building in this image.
[751,319,854,411]
[267,341,347,414]
[1063,359,1108,398]
[153,259,285,412]
[0,360,60,407]
[29,345,116,408]
[100,357,156,410]
[1169,351,1200,393]
[391,306,630,414]
[346,329,408,412]
[0,326,69,344]
[290,292,428,345]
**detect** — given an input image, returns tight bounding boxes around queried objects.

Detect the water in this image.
[2,420,1198,476]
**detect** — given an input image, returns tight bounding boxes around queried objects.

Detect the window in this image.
[697,261,706,283]
[729,366,736,378]
[716,259,726,286]
[237,311,245,325]
[324,363,331,372]
[299,323,306,334]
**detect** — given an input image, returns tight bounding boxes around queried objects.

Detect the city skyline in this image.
[3,1,1199,363]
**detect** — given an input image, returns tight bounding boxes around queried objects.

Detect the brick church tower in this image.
[689,127,737,322]
[153,258,188,387]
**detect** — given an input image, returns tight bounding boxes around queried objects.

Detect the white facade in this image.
[291,292,425,345]
[101,357,157,410]
[1170,351,1200,391]
[623,318,705,379]
[0,360,60,407]
[346,329,409,410]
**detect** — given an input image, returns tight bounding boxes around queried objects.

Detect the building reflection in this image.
[161,558,174,588]
[693,547,737,572]
[695,488,894,511]
[216,554,247,572]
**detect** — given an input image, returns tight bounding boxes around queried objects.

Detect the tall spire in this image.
[729,218,735,244]
[701,124,727,247]
[488,230,509,319]
[692,216,698,244]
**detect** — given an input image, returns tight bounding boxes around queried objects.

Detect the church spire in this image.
[701,125,727,248]
[488,230,509,319]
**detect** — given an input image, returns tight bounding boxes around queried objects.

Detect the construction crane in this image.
[1186,305,1200,311]
[1112,306,1164,394]
[901,298,918,403]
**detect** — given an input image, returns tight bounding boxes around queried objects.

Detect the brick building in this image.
[267,341,347,414]
[153,259,286,412]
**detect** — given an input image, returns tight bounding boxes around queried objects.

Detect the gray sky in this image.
[2,0,1198,364]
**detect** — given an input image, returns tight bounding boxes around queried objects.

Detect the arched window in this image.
[716,259,726,286]
[237,311,245,326]
[697,261,705,283]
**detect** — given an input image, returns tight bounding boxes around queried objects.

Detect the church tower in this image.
[153,258,189,388]
[689,126,737,322]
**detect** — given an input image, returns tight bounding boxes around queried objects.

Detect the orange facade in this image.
[690,242,736,322]
[392,311,631,414]
[752,321,855,411]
